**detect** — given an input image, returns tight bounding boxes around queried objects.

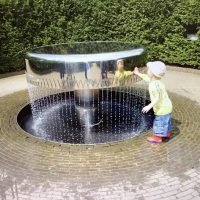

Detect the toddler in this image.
[134,61,172,144]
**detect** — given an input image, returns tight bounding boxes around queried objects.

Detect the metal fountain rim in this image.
[26,41,145,63]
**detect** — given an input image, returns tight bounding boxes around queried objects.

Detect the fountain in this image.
[17,41,154,144]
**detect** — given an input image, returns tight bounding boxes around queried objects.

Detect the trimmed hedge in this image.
[0,0,200,73]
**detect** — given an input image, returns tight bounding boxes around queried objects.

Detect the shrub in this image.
[0,0,199,73]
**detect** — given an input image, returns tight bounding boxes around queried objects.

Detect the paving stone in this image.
[192,197,200,200]
[176,189,196,198]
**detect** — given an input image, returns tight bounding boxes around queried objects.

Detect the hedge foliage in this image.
[0,0,200,73]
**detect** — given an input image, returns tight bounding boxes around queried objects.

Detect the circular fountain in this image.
[17,41,154,144]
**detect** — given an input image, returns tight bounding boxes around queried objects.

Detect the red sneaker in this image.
[162,132,171,142]
[147,136,162,144]
[166,132,171,138]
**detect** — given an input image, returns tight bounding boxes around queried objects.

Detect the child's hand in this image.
[133,67,140,75]
[142,105,151,113]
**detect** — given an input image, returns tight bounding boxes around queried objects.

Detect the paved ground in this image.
[0,67,200,200]
[0,74,27,97]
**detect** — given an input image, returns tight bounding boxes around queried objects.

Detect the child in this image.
[134,61,172,144]
[113,59,134,86]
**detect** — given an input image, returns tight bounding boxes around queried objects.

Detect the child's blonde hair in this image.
[117,59,123,65]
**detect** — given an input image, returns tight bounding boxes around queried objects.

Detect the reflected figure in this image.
[113,59,134,86]
[101,61,108,79]
[100,61,116,80]
[108,60,116,74]
[59,63,65,79]
[84,62,90,79]
[65,63,75,88]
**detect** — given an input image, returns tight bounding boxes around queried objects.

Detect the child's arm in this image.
[126,71,134,76]
[112,78,117,86]
[142,82,161,113]
[142,97,159,113]
[112,72,118,86]
[133,67,150,82]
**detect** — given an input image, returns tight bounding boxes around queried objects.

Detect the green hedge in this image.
[0,0,200,73]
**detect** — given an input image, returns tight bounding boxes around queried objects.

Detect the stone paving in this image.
[0,74,27,97]
[0,67,200,200]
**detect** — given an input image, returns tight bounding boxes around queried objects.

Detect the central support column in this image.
[74,89,100,126]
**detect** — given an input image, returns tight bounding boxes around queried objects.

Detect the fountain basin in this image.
[23,41,151,144]
[17,89,154,144]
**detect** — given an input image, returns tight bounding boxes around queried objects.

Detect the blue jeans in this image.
[153,113,172,137]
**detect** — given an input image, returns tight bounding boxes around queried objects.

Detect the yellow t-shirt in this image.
[140,74,172,115]
[114,70,133,86]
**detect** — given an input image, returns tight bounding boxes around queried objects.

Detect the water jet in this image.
[17,41,154,144]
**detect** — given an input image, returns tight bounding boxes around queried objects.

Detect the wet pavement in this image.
[0,67,200,200]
